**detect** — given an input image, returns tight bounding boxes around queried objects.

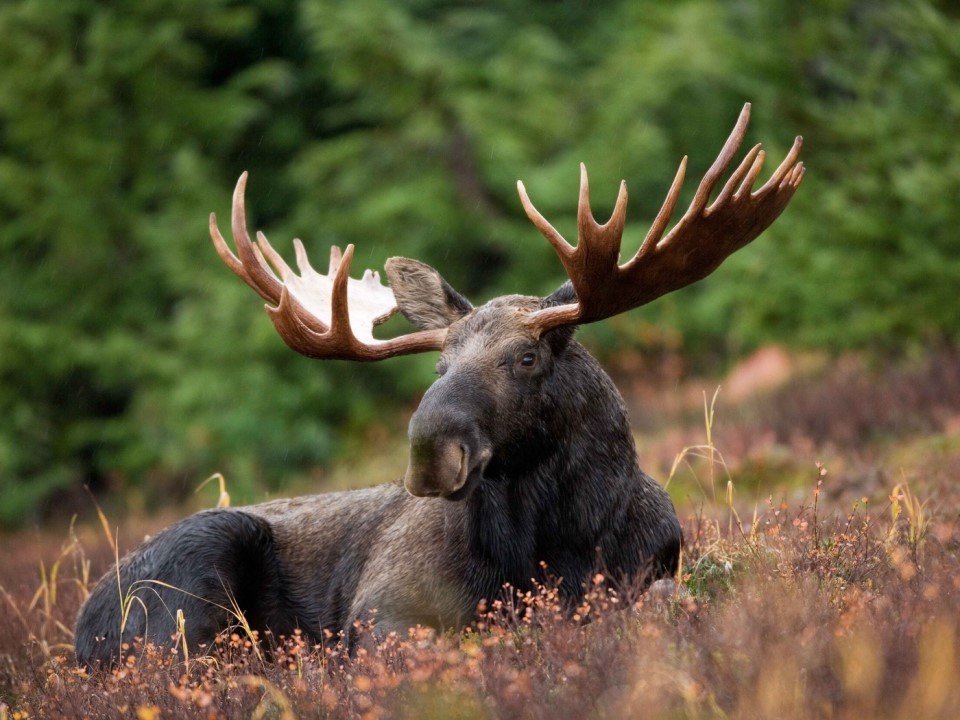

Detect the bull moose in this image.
[75,104,803,667]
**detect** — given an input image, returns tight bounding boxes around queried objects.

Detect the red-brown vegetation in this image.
[3,351,960,720]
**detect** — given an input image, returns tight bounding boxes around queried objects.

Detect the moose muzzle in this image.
[403,378,493,499]
[404,437,471,497]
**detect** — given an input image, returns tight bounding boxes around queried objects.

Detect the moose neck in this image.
[453,341,641,596]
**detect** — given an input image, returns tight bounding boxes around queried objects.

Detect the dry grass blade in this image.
[85,487,117,556]
[195,472,231,508]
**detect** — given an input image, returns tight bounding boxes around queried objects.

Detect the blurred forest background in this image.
[0,0,958,528]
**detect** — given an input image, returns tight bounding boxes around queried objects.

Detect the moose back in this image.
[75,104,803,667]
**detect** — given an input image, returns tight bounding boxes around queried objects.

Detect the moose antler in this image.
[209,172,446,360]
[517,103,804,332]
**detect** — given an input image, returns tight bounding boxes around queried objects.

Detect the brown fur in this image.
[74,269,681,667]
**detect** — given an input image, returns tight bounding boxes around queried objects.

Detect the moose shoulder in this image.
[75,103,803,667]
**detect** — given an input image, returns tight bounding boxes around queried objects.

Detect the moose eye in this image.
[519,352,538,368]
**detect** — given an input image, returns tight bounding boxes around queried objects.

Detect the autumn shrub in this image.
[2,461,959,719]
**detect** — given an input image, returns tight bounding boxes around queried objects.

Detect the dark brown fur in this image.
[74,269,681,667]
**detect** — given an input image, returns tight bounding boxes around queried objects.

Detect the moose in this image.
[75,104,803,667]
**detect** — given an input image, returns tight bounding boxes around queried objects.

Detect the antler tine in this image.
[251,233,329,335]
[787,160,806,188]
[209,211,258,292]
[711,143,763,211]
[635,156,687,262]
[574,164,628,313]
[758,134,804,195]
[518,164,628,318]
[327,245,343,275]
[734,148,767,200]
[328,243,355,337]
[230,172,284,303]
[255,230,293,280]
[522,103,804,335]
[578,163,629,257]
[517,180,574,260]
[686,103,752,216]
[262,243,358,358]
[212,173,448,362]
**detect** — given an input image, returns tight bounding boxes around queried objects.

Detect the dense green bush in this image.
[1,0,958,525]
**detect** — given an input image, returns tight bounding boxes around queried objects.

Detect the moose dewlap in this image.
[75,103,803,667]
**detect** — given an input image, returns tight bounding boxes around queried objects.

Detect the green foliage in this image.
[0,0,958,524]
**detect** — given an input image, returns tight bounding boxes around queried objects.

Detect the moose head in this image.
[210,102,803,500]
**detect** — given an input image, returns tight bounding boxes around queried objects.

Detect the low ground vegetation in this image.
[2,351,959,719]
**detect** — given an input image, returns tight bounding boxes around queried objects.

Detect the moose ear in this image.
[545,280,577,307]
[542,281,578,352]
[385,257,473,330]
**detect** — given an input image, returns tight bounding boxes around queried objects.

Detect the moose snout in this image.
[404,372,494,499]
[403,423,493,499]
[403,437,471,497]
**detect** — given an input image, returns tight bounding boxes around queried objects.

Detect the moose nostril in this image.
[403,437,475,498]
